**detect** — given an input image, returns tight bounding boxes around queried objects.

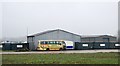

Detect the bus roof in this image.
[38,40,72,42]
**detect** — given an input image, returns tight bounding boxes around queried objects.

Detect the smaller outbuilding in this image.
[75,42,120,50]
[10,43,29,50]
[81,35,117,42]
[0,41,29,50]
[75,42,93,50]
[0,43,11,50]
[109,42,120,49]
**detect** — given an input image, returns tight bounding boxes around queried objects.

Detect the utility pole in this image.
[26,27,28,43]
[118,1,120,42]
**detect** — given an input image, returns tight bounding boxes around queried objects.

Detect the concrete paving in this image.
[0,49,119,54]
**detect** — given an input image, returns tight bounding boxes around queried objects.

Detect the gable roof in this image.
[27,29,81,37]
[81,35,116,38]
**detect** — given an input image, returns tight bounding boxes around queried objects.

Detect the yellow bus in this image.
[36,40,66,51]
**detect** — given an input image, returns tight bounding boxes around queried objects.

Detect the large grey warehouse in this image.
[27,29,118,50]
[27,29,81,50]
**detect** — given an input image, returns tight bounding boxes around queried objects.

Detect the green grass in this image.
[2,52,119,64]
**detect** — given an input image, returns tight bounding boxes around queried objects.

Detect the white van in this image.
[64,41,74,50]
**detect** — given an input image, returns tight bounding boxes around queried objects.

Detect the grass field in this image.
[2,52,119,64]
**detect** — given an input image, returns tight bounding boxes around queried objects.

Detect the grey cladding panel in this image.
[27,37,35,50]
[58,31,81,42]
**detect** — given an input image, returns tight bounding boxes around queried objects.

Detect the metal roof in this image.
[81,35,116,38]
[27,29,81,37]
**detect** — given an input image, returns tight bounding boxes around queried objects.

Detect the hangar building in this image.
[27,29,81,50]
[81,35,117,42]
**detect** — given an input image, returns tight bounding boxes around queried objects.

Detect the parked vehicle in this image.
[36,40,66,51]
[64,41,74,50]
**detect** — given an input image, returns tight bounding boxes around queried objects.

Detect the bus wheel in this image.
[46,48,49,51]
[59,48,63,51]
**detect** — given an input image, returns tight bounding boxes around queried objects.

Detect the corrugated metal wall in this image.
[81,36,117,42]
[0,43,29,50]
[10,43,29,50]
[75,42,93,50]
[75,42,119,50]
[2,43,11,50]
[93,42,109,49]
[27,36,35,50]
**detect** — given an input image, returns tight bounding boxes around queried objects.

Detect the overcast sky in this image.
[0,0,119,39]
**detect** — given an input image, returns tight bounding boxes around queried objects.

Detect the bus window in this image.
[40,41,47,44]
[49,41,53,44]
[58,41,61,44]
[57,41,61,45]
[47,41,50,44]
[62,41,65,44]
[55,41,58,44]
[49,41,51,44]
[45,41,47,44]
[55,41,57,44]
[40,41,44,44]
[53,41,56,44]
[60,41,63,44]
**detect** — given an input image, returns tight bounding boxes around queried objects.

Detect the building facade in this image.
[81,35,117,42]
[0,43,29,50]
[27,29,81,50]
